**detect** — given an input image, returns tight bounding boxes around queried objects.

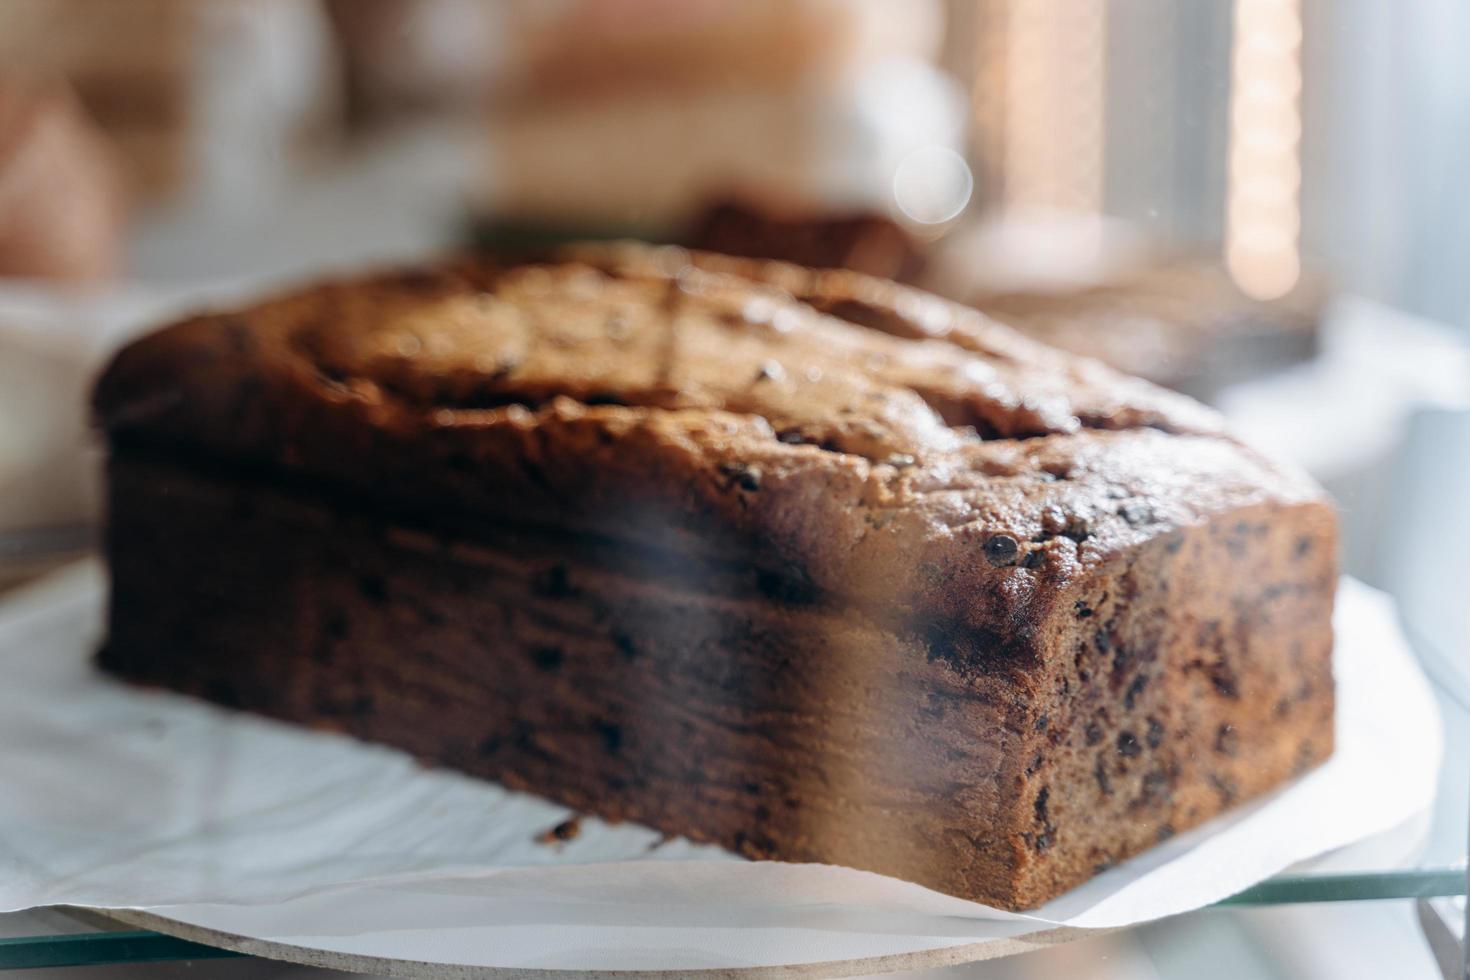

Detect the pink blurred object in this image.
[0,78,124,282]
[0,0,340,206]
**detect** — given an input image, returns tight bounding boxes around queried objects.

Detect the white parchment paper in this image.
[0,564,1443,972]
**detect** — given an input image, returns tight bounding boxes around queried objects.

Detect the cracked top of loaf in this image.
[94,242,1327,636]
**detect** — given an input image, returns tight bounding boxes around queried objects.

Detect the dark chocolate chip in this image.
[1119,500,1154,526]
[1074,600,1094,619]
[732,829,778,859]
[594,721,623,753]
[518,455,557,495]
[1292,741,1319,775]
[537,817,582,844]
[1062,516,1093,543]
[532,564,576,598]
[1085,722,1104,746]
[1020,550,1046,569]
[1112,644,1134,679]
[755,566,819,605]
[718,461,763,491]
[531,646,565,671]
[916,622,1020,673]
[1215,723,1239,757]
[323,610,348,642]
[1117,731,1142,758]
[1094,759,1113,795]
[1140,768,1172,804]
[1208,773,1239,804]
[1146,717,1166,748]
[1210,663,1240,699]
[1263,582,1291,603]
[357,574,388,604]
[1042,460,1073,479]
[1034,713,1049,732]
[1156,823,1176,842]
[510,720,537,751]
[445,452,477,475]
[1123,673,1149,710]
[227,494,257,521]
[612,632,640,661]
[1040,508,1068,535]
[983,534,1020,566]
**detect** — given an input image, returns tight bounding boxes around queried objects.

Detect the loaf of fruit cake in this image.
[92,243,1338,911]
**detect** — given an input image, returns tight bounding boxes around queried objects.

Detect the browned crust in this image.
[683,200,928,284]
[93,245,1322,636]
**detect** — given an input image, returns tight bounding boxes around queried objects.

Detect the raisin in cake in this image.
[93,243,1338,911]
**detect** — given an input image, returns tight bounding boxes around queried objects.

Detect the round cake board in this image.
[106,907,1101,979]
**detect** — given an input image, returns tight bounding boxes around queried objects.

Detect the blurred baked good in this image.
[676,206,1323,399]
[500,0,942,97]
[474,58,965,232]
[925,213,1324,398]
[0,0,339,202]
[684,199,927,284]
[964,259,1324,400]
[0,77,123,281]
[326,0,497,117]
[460,0,959,233]
[329,0,942,115]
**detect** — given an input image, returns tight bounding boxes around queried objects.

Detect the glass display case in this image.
[0,1,1466,976]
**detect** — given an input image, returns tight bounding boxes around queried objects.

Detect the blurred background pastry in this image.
[463,0,958,234]
[0,77,123,282]
[0,0,339,207]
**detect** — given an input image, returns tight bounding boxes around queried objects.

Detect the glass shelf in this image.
[1,641,1463,972]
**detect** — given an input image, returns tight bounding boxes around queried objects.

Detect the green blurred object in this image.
[0,930,241,970]
[465,217,672,256]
